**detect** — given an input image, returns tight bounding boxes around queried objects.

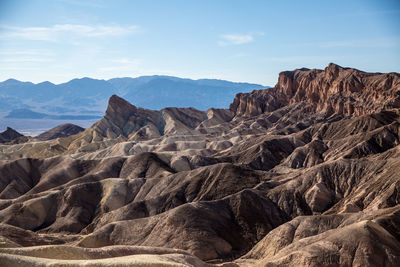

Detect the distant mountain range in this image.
[0,76,266,119]
[5,109,101,120]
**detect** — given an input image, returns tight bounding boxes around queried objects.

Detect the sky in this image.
[0,0,399,86]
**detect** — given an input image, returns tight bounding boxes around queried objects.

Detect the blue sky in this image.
[0,0,399,86]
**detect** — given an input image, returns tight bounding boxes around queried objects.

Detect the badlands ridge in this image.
[0,63,399,266]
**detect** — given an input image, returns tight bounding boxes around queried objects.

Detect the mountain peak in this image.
[107,94,137,115]
[324,62,349,78]
[1,78,33,86]
[326,62,344,70]
[3,127,22,135]
[37,81,55,86]
[0,127,24,143]
[3,78,20,83]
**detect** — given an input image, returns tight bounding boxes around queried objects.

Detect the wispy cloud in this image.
[218,34,254,46]
[99,58,141,72]
[0,57,53,63]
[0,66,40,71]
[264,55,343,63]
[56,0,105,8]
[0,24,141,41]
[218,32,264,46]
[111,58,141,64]
[229,53,248,59]
[0,50,55,57]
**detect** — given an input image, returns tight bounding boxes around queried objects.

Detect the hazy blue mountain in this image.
[119,77,259,110]
[6,109,101,120]
[109,76,267,110]
[0,76,267,118]
[6,109,48,119]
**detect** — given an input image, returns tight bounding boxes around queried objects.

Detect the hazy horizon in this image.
[0,74,267,86]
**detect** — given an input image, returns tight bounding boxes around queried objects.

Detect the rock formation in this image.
[36,123,85,140]
[230,63,400,117]
[0,63,399,266]
[0,127,23,143]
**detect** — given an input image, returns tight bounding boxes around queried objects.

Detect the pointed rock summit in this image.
[0,127,23,143]
[89,95,160,140]
[106,94,138,119]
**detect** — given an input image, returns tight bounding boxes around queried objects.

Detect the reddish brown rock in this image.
[230,63,400,117]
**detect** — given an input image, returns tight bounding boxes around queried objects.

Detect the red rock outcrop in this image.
[231,63,400,117]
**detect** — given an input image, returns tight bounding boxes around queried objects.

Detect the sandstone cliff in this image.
[230,63,400,117]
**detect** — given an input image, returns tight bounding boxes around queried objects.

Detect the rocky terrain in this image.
[36,123,85,141]
[0,127,23,143]
[0,63,399,266]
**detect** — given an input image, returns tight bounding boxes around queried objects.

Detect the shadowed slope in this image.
[37,124,85,141]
